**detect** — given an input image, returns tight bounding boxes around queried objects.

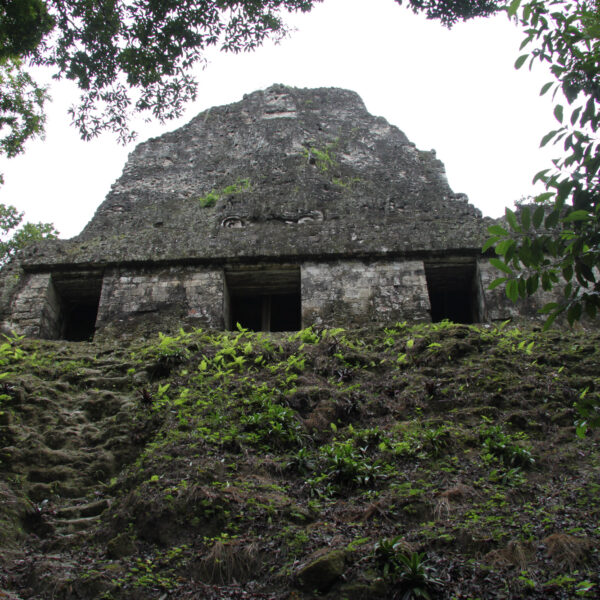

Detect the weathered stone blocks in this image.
[302,260,431,326]
[0,85,562,338]
[97,266,223,331]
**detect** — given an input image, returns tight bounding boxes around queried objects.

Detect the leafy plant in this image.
[374,535,406,577]
[286,447,316,474]
[305,436,388,497]
[374,543,441,600]
[292,326,320,344]
[197,178,251,208]
[422,425,450,457]
[141,330,192,376]
[489,466,527,487]
[574,386,600,437]
[198,190,219,208]
[303,143,337,173]
[240,396,302,449]
[487,0,600,327]
[395,551,441,600]
[481,424,534,467]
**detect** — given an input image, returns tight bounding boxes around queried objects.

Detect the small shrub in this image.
[199,191,219,208]
[481,425,534,468]
[395,551,441,600]
[198,178,251,208]
[374,543,441,599]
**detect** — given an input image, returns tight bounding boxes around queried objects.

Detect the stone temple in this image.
[0,85,545,341]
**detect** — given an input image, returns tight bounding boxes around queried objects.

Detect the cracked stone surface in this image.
[17,84,489,269]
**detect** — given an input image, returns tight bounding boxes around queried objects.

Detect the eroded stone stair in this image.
[0,340,146,554]
[38,497,111,551]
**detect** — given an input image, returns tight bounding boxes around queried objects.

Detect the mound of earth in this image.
[0,322,598,599]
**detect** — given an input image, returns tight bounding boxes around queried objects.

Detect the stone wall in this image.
[301,260,431,327]
[96,266,224,333]
[2,273,63,338]
[2,258,565,341]
[16,86,487,271]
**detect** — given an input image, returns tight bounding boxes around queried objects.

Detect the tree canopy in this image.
[486,0,600,327]
[0,202,57,265]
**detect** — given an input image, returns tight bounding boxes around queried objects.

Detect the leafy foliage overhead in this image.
[33,0,321,144]
[0,58,48,162]
[398,0,503,25]
[0,0,54,61]
[487,0,600,326]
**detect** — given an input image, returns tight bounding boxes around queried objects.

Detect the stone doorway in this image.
[224,267,301,332]
[425,259,482,324]
[51,272,103,341]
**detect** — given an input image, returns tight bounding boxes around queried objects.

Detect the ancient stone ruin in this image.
[0,85,544,340]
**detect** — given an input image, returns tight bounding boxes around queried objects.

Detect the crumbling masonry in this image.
[0,85,548,340]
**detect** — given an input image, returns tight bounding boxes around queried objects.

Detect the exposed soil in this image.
[0,321,598,599]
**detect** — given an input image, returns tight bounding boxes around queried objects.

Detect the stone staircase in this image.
[0,340,149,553]
[39,497,110,551]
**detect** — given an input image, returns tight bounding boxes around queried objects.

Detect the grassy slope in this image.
[0,321,599,599]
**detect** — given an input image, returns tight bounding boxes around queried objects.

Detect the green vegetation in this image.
[488,0,600,328]
[303,141,362,190]
[0,202,57,264]
[304,144,337,173]
[0,322,598,598]
[196,178,251,208]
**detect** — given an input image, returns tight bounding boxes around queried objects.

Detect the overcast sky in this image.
[0,0,558,239]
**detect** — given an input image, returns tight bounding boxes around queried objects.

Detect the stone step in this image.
[92,360,136,372]
[27,466,79,484]
[58,371,131,391]
[39,531,88,552]
[53,514,101,534]
[82,375,131,390]
[56,498,109,519]
[27,479,95,502]
[0,588,24,600]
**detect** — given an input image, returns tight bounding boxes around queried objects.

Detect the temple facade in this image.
[0,85,544,340]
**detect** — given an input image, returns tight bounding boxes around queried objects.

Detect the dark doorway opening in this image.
[62,303,100,341]
[225,268,301,332]
[52,272,103,341]
[425,260,481,324]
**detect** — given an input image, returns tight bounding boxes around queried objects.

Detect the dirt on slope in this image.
[0,321,598,600]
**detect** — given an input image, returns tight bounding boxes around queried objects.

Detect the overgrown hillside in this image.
[0,322,599,599]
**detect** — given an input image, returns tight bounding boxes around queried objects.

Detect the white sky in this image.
[0,0,558,239]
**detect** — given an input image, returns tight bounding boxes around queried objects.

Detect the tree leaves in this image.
[489,276,508,289]
[507,0,522,17]
[515,54,528,69]
[562,210,590,222]
[506,279,519,301]
[3,0,326,146]
[532,205,545,228]
[520,205,531,229]
[397,0,504,27]
[554,104,563,123]
[0,203,57,265]
[505,207,520,232]
[0,58,48,159]
[540,130,559,147]
[490,258,513,276]
[488,224,509,236]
